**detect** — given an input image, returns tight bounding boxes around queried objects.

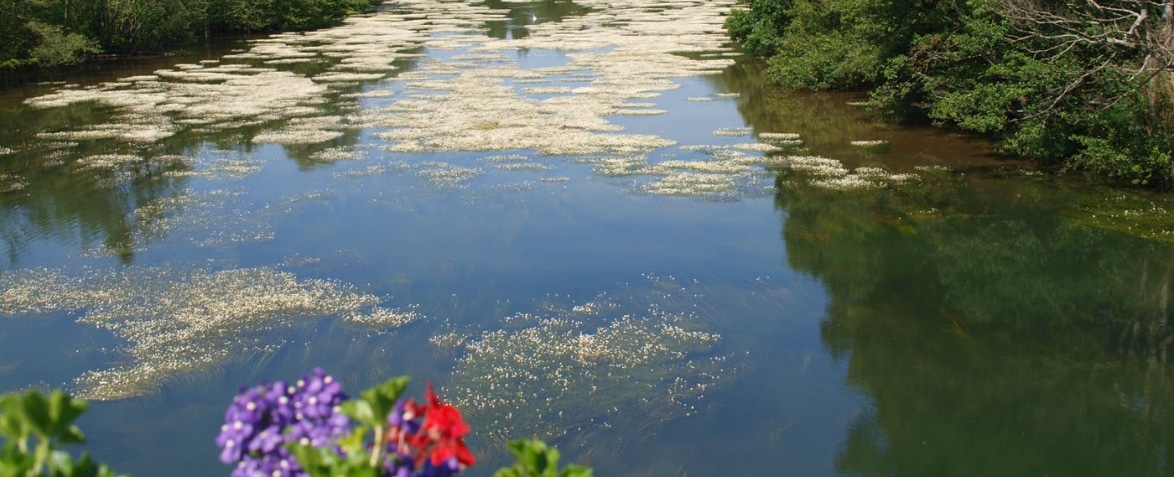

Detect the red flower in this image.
[408,382,476,468]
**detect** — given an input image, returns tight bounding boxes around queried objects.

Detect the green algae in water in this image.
[1062,186,1174,242]
[438,277,733,446]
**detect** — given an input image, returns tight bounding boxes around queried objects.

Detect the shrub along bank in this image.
[725,0,1174,189]
[1,0,381,69]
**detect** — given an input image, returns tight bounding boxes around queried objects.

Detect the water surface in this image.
[1,0,1172,476]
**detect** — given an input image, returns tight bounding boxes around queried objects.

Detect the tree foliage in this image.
[0,0,380,69]
[726,0,1174,189]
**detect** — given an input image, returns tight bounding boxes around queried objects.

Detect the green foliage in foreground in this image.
[0,0,381,68]
[0,390,123,477]
[493,440,592,477]
[725,0,1174,189]
[0,386,593,477]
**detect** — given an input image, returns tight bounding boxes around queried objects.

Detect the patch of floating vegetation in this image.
[312,72,389,83]
[779,155,848,177]
[74,154,142,170]
[520,86,574,95]
[760,133,801,141]
[714,92,740,98]
[253,127,344,145]
[590,155,650,177]
[583,143,782,199]
[776,155,919,191]
[37,122,177,143]
[341,89,394,99]
[758,132,801,143]
[124,188,282,250]
[251,116,354,145]
[850,139,890,147]
[713,127,751,137]
[484,154,529,163]
[654,159,752,174]
[264,58,317,65]
[341,306,422,328]
[332,162,411,178]
[914,164,951,172]
[42,141,78,150]
[203,156,263,179]
[613,108,667,115]
[687,97,713,102]
[310,147,363,162]
[415,162,483,189]
[731,142,783,153]
[23,61,335,145]
[440,276,733,445]
[326,0,735,156]
[642,172,737,196]
[0,265,415,400]
[495,163,553,172]
[0,174,29,193]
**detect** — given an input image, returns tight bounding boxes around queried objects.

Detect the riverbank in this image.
[724,0,1174,190]
[1,0,381,81]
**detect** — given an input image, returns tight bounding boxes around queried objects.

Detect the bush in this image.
[0,371,594,477]
[724,0,1174,189]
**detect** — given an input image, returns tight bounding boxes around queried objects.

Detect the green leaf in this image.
[288,441,376,477]
[288,443,341,477]
[354,377,409,426]
[496,439,591,477]
[10,390,88,443]
[335,426,370,455]
[0,442,36,476]
[339,400,376,426]
[0,393,30,441]
[561,465,593,477]
[45,391,88,444]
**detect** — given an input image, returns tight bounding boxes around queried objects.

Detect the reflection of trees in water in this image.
[711,58,1005,170]
[707,59,881,157]
[1120,257,1174,368]
[0,40,427,265]
[0,137,189,266]
[774,170,1174,475]
[479,0,594,40]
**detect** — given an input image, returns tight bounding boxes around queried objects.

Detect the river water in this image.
[1,0,1172,475]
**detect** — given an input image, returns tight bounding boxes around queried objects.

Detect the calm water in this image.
[1,0,1173,476]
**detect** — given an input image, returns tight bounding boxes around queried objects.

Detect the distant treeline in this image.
[726,0,1174,189]
[1,0,381,69]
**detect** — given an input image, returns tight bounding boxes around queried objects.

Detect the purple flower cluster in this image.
[215,368,350,477]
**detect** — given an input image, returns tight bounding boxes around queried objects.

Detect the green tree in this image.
[725,0,1174,188]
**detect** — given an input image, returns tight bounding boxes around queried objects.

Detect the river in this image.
[1,0,1172,475]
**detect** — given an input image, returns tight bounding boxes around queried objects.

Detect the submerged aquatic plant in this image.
[0,266,418,400]
[439,277,733,445]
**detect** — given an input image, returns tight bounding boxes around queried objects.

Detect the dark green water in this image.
[1,1,1173,476]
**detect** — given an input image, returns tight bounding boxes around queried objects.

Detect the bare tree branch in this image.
[995,0,1174,121]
